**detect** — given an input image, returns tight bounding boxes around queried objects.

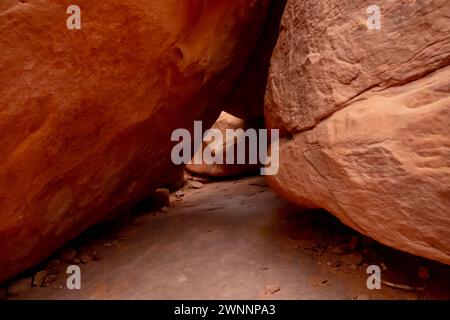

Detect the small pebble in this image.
[309,276,329,287]
[154,188,171,208]
[175,191,184,198]
[33,270,48,287]
[264,284,281,295]
[190,181,204,189]
[80,254,91,264]
[341,252,364,266]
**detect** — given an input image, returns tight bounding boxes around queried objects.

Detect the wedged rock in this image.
[265,0,450,264]
[186,112,261,177]
[190,0,288,178]
[0,0,272,282]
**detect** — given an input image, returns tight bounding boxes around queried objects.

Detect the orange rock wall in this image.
[0,0,271,282]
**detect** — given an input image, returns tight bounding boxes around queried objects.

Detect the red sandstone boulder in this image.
[265,0,450,264]
[0,0,271,282]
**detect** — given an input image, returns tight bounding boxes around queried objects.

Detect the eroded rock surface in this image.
[0,0,271,282]
[266,0,450,264]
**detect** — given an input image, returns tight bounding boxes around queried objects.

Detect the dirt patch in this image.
[5,176,450,300]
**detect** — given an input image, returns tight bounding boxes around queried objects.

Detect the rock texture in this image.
[186,112,260,177]
[266,0,450,264]
[266,0,450,132]
[0,0,271,282]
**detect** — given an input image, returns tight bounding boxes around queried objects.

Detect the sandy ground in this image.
[7,176,450,300]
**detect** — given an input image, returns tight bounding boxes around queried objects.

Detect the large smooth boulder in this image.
[265,0,450,264]
[0,0,271,282]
